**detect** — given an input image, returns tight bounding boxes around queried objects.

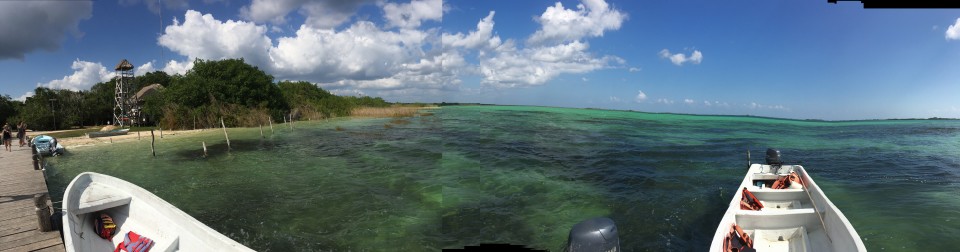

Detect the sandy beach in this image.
[30,128,206,148]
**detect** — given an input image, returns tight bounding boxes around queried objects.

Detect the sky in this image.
[2,0,960,120]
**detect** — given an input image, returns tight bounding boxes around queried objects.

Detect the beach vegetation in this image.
[3,58,433,131]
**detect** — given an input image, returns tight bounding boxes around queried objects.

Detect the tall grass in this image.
[350,106,429,118]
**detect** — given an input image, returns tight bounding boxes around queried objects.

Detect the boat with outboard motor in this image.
[710,149,865,252]
[32,135,64,156]
[62,172,254,252]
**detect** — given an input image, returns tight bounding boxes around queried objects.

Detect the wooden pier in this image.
[0,145,65,252]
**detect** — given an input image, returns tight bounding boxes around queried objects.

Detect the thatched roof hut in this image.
[133,84,164,103]
[115,59,133,71]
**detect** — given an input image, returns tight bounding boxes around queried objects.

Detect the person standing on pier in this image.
[2,123,11,152]
[17,121,26,147]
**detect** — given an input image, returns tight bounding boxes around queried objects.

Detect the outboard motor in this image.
[765,148,782,166]
[565,217,620,252]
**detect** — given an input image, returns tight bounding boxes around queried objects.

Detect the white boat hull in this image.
[62,172,254,252]
[709,164,866,252]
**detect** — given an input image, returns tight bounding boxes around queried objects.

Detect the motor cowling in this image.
[765,148,782,165]
[565,217,620,252]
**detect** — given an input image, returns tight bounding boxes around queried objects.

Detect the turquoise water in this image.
[45,106,960,251]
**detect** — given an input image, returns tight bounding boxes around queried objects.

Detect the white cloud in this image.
[582,77,589,82]
[159,9,454,93]
[628,67,641,72]
[317,49,463,91]
[238,0,300,24]
[704,100,712,106]
[659,49,703,66]
[442,11,502,50]
[0,1,92,60]
[635,90,647,102]
[947,18,960,40]
[157,0,627,97]
[15,91,34,102]
[240,0,377,29]
[382,0,444,29]
[656,98,674,104]
[478,40,620,87]
[684,98,694,104]
[270,21,432,83]
[158,11,273,67]
[135,61,156,76]
[609,96,620,102]
[527,0,627,45]
[162,59,195,75]
[748,102,786,110]
[440,0,626,88]
[329,89,366,97]
[40,59,115,91]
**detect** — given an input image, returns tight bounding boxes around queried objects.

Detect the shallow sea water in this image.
[45,106,960,251]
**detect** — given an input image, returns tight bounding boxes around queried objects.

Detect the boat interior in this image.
[724,164,863,252]
[735,165,826,251]
[64,174,233,252]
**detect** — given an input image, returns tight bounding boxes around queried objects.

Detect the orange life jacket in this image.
[114,231,154,252]
[740,187,763,210]
[724,223,756,252]
[772,171,803,189]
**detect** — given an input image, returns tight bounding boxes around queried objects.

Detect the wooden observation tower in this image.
[114,59,135,127]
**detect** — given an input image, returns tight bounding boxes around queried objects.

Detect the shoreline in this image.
[46,106,440,148]
[55,129,205,148]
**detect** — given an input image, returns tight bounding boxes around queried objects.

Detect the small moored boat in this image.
[87,128,130,138]
[62,172,254,252]
[710,149,865,252]
[32,135,64,156]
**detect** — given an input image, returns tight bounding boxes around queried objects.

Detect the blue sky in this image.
[2,0,960,120]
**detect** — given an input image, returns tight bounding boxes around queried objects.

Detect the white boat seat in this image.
[75,182,132,215]
[736,208,821,231]
[750,226,812,251]
[758,200,803,210]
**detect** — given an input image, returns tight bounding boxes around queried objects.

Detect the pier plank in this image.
[0,146,65,252]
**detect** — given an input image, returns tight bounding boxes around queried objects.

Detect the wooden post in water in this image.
[32,150,41,170]
[110,138,113,143]
[289,113,293,129]
[34,193,52,232]
[259,123,264,138]
[202,141,208,157]
[269,118,274,133]
[160,127,163,138]
[138,130,141,140]
[151,130,156,157]
[221,117,231,151]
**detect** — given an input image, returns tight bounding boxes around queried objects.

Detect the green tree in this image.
[20,87,62,130]
[160,58,289,127]
[86,80,116,126]
[0,95,19,125]
[167,59,287,112]
[135,71,172,92]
